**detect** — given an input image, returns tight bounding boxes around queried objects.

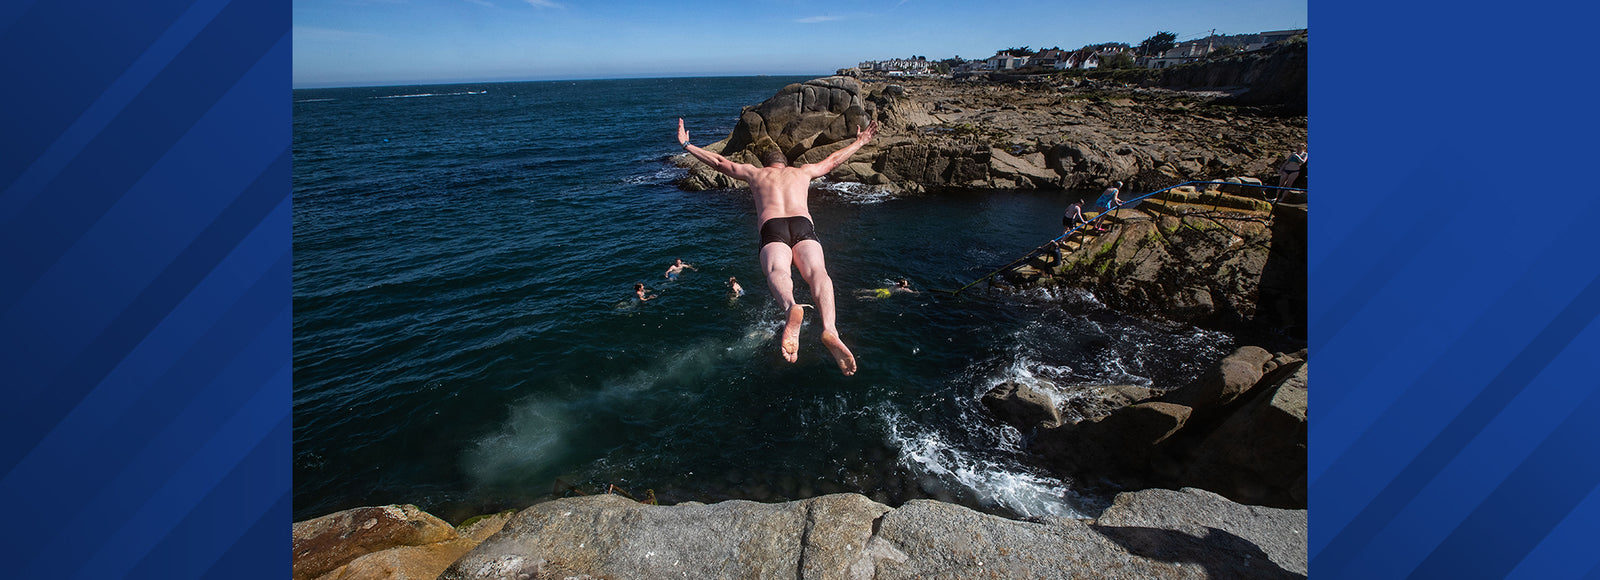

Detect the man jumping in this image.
[676,117,879,375]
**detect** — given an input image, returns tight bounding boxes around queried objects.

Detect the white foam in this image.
[373,90,489,99]
[816,181,896,204]
[882,407,1086,519]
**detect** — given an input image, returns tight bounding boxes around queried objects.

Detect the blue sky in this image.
[293,0,1308,88]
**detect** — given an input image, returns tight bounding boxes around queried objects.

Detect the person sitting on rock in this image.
[1277,143,1307,189]
[677,117,879,375]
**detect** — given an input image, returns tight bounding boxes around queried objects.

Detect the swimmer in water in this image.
[728,276,745,298]
[858,278,918,299]
[634,283,657,301]
[665,258,697,281]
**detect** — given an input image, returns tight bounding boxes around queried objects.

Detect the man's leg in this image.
[760,242,805,363]
[792,240,856,376]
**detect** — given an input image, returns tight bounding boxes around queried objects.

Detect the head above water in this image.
[634,283,644,291]
[896,278,909,288]
[759,149,788,167]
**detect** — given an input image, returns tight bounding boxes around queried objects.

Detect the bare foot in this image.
[820,331,857,376]
[781,304,805,363]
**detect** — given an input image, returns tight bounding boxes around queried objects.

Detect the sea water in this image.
[292,76,1235,524]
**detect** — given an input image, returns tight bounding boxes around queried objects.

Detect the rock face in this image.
[291,504,512,580]
[1016,189,1306,337]
[432,490,1303,579]
[675,73,1306,195]
[992,346,1308,509]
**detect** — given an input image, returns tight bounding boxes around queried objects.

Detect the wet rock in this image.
[1163,345,1274,412]
[292,504,462,580]
[981,379,1064,430]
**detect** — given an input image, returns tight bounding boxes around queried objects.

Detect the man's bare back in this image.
[677,118,878,375]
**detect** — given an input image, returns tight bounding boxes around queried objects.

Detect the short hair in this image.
[760,149,788,167]
[634,283,644,290]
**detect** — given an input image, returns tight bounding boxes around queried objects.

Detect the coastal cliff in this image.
[676,72,1305,196]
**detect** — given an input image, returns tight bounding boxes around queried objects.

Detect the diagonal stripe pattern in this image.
[0,0,288,579]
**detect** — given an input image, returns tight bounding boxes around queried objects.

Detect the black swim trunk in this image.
[759,216,821,247]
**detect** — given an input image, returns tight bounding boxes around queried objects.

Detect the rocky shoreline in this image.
[296,486,1305,580]
[292,67,1309,579]
[676,73,1305,197]
[293,346,1308,580]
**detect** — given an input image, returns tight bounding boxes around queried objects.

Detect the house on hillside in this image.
[1143,41,1214,69]
[858,56,933,76]
[1065,48,1100,70]
[985,52,1029,71]
[1031,49,1068,69]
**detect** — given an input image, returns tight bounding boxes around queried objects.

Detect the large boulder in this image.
[440,491,1303,579]
[1162,345,1274,412]
[1013,348,1308,509]
[724,77,875,162]
[292,504,463,580]
[1045,198,1303,336]
[1095,487,1307,577]
[1182,358,1309,507]
[441,493,891,580]
[310,513,514,580]
[981,379,1064,430]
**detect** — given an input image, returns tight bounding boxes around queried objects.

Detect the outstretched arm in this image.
[679,118,759,181]
[802,120,880,179]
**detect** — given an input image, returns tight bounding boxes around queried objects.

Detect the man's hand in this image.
[677,118,690,146]
[856,120,879,142]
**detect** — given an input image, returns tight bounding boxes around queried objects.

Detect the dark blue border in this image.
[1309,1,1600,578]
[0,0,288,578]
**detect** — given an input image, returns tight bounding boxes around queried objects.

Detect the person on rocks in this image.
[1063,199,1088,235]
[676,117,880,375]
[1100,181,1125,209]
[634,283,656,302]
[1277,143,1307,189]
[1063,198,1106,234]
[664,258,697,281]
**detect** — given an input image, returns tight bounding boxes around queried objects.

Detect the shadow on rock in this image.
[1090,524,1305,580]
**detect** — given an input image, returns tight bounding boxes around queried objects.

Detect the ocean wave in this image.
[880,406,1087,519]
[620,166,686,185]
[816,181,896,204]
[296,98,336,103]
[373,90,489,99]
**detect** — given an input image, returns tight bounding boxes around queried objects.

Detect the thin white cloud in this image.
[525,0,562,7]
[293,26,383,43]
[796,15,840,23]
